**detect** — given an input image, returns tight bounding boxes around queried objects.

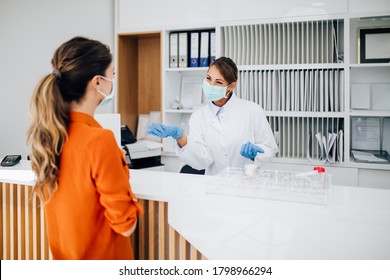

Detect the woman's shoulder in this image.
[69,123,116,147]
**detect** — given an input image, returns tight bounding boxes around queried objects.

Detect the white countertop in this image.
[0,160,35,185]
[2,163,390,260]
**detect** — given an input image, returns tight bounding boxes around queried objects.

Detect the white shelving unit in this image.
[115,0,390,187]
[348,15,390,172]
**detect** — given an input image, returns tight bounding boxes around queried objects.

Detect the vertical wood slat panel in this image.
[0,183,50,260]
[17,184,22,260]
[134,199,206,260]
[158,201,165,260]
[137,199,146,260]
[148,200,155,259]
[0,183,205,260]
[1,182,6,259]
[168,225,176,260]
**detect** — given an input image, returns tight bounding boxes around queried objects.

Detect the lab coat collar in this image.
[207,93,238,134]
[208,101,221,117]
[221,93,238,112]
[69,111,102,128]
[208,93,238,116]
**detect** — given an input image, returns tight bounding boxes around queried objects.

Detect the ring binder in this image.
[169,32,179,68]
[178,32,188,68]
[200,31,210,67]
[189,32,199,67]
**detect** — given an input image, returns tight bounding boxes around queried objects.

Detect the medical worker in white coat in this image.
[147,57,278,175]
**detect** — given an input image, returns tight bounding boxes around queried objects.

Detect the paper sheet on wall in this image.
[180,76,203,109]
[351,117,380,150]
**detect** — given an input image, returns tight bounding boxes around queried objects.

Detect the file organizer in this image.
[221,19,343,65]
[236,69,345,112]
[266,116,344,162]
[221,18,346,163]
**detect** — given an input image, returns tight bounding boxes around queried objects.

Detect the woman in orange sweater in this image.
[26,36,143,259]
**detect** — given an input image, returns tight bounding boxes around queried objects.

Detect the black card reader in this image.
[1,155,22,167]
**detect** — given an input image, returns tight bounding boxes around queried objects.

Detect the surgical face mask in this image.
[97,75,114,106]
[202,79,230,102]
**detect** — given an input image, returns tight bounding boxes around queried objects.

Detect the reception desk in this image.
[0,161,205,260]
[1,161,390,259]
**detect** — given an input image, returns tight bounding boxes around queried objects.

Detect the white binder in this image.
[169,33,178,68]
[189,32,199,67]
[178,32,188,68]
[200,31,210,67]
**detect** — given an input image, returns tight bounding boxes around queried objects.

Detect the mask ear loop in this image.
[223,82,235,99]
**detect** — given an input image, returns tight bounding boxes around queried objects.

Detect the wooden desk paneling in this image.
[0,182,205,260]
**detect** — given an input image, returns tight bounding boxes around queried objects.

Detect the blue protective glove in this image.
[146,123,184,140]
[240,141,264,160]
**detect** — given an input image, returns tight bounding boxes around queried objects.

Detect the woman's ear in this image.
[229,82,237,92]
[90,75,101,90]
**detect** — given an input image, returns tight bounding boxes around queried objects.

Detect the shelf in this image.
[347,162,390,171]
[349,63,390,68]
[161,152,390,171]
[265,111,346,118]
[271,158,390,171]
[161,151,177,157]
[350,110,390,117]
[237,64,346,71]
[165,67,208,72]
[165,109,195,114]
[117,32,162,133]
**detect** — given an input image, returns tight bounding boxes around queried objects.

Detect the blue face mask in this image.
[97,75,114,106]
[202,79,230,102]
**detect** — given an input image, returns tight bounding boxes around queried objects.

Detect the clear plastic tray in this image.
[206,168,331,205]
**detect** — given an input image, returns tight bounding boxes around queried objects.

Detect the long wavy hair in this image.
[26,36,112,202]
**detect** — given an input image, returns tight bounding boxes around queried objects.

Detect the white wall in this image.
[0,0,115,158]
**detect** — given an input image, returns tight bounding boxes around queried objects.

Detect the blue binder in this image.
[189,32,199,67]
[199,31,210,67]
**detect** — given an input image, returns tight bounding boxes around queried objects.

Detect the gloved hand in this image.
[146,123,184,140]
[240,141,264,160]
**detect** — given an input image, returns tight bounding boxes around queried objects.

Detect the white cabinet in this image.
[348,16,390,170]
[115,1,390,186]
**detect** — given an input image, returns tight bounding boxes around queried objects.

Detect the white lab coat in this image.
[177,94,278,175]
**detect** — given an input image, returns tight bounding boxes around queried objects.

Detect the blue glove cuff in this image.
[172,127,184,140]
